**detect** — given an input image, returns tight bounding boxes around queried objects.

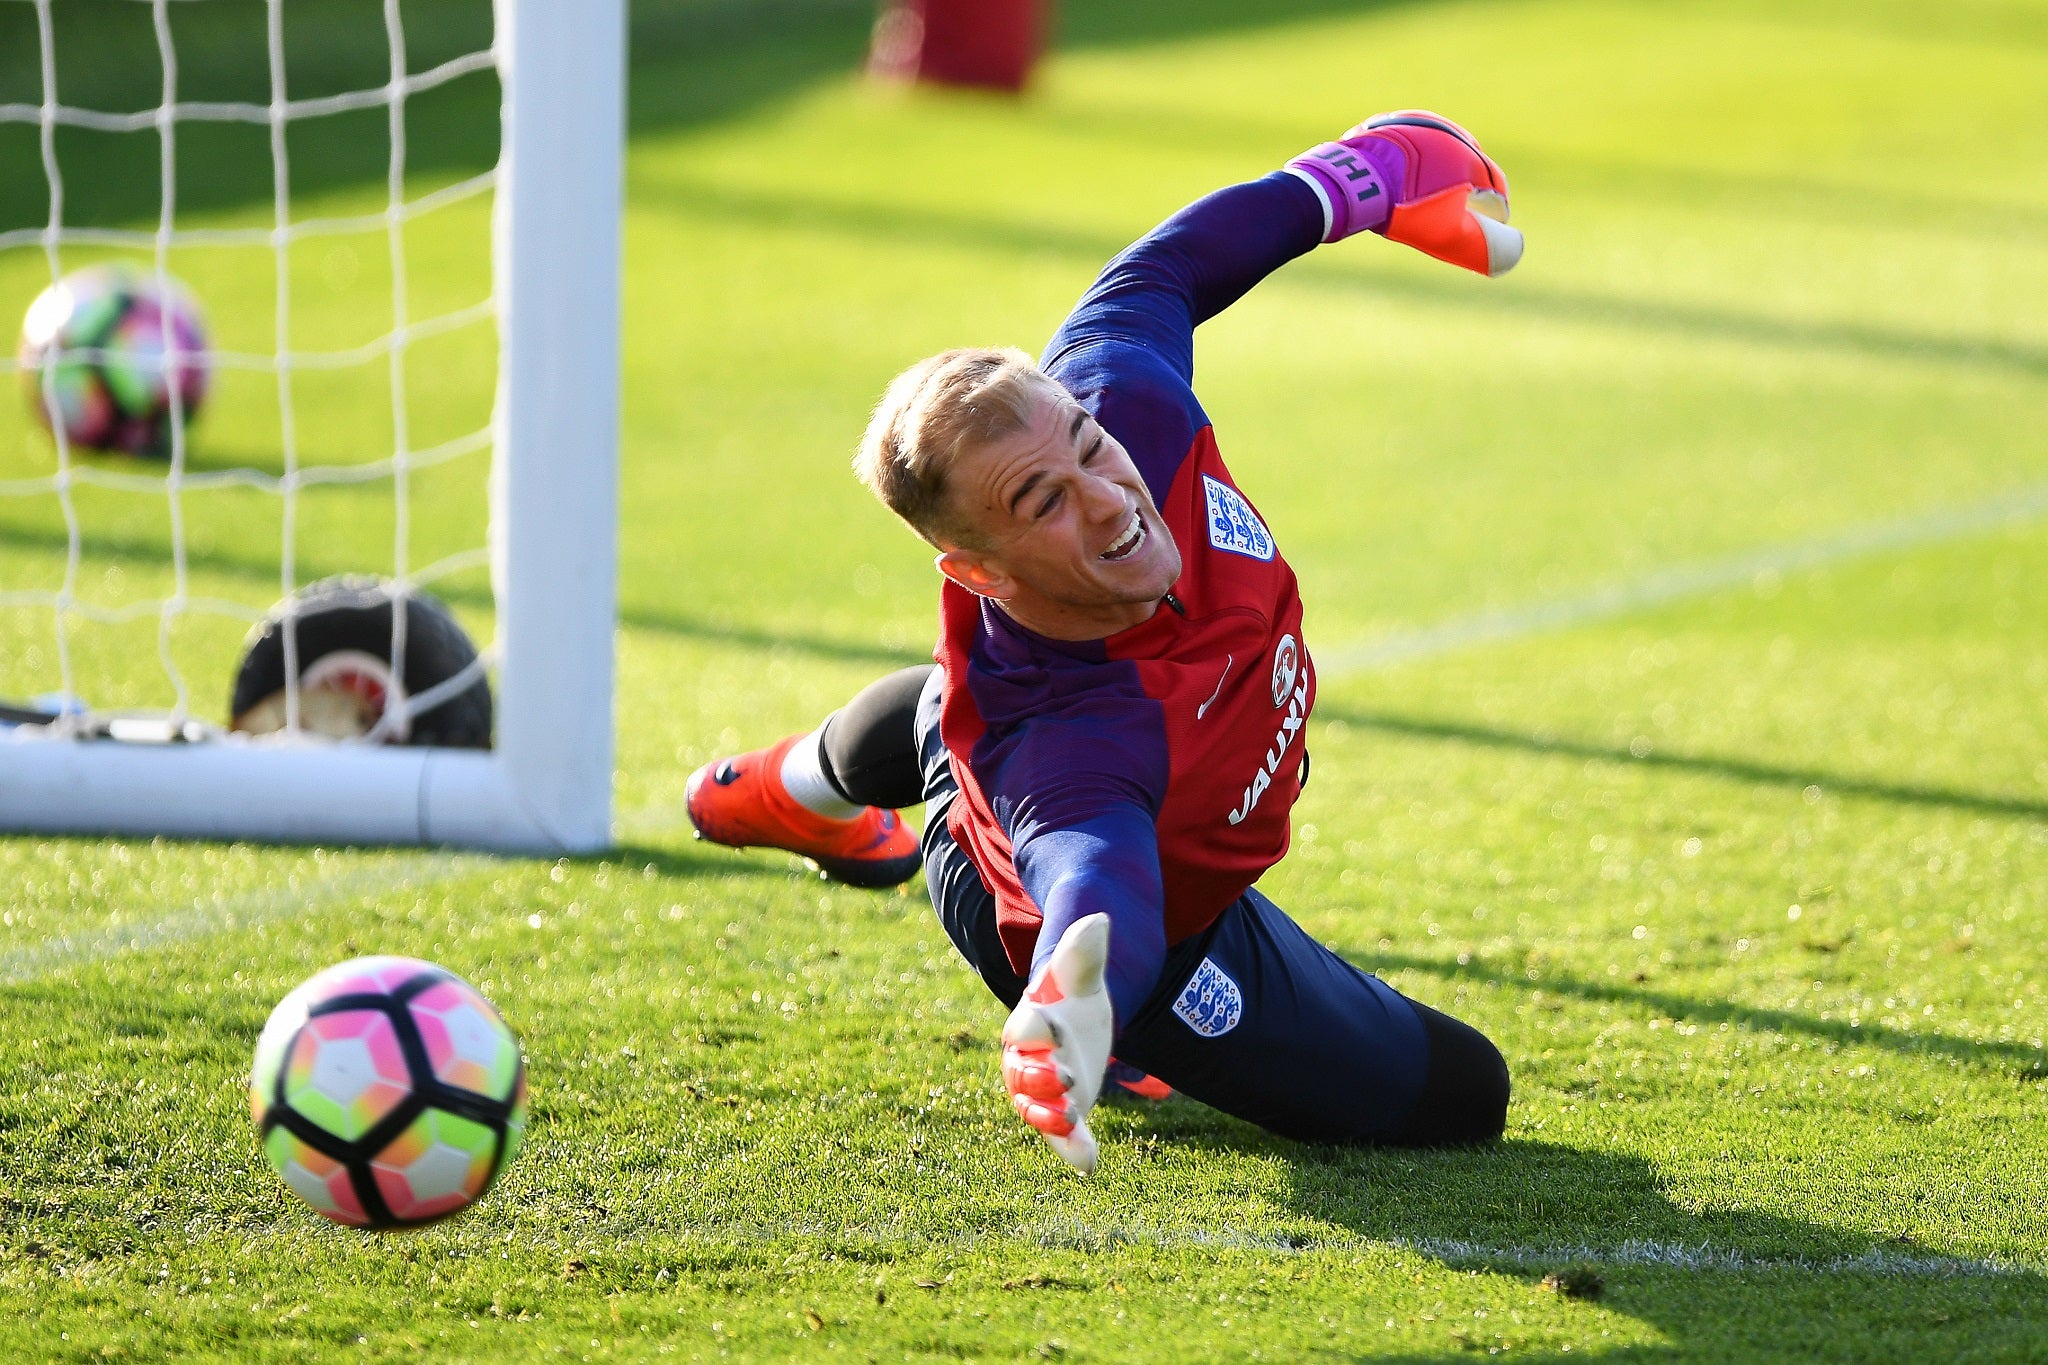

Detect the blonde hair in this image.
[853,346,1061,548]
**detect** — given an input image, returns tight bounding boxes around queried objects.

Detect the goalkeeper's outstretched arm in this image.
[1041,109,1520,495]
[1042,172,1326,395]
[1046,107,1520,379]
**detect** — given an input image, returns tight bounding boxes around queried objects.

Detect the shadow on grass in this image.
[1509,149,2048,240]
[0,517,927,672]
[1313,702,2048,825]
[635,176,2048,380]
[0,0,1452,236]
[20,0,2034,391]
[1361,946,2048,1080]
[1080,1097,2048,1355]
[1268,1139,2048,1357]
[580,840,937,892]
[1085,1096,2048,1354]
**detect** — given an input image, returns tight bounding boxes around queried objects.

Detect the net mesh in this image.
[0,0,500,741]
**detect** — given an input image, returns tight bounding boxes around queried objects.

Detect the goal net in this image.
[0,0,621,852]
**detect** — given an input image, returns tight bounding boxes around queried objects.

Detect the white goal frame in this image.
[0,0,623,854]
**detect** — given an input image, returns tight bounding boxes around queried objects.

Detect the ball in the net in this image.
[16,263,210,457]
[250,956,528,1229]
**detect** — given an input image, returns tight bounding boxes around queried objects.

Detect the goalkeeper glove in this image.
[1286,110,1522,277]
[1000,913,1114,1175]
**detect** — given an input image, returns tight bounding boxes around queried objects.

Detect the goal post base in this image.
[0,0,622,855]
[0,733,605,854]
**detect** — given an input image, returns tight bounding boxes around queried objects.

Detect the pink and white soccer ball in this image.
[250,956,528,1229]
[16,262,210,457]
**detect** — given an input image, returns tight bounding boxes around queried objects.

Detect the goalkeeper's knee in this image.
[1392,1000,1511,1145]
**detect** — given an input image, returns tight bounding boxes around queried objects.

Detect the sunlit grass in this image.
[4,0,2048,1358]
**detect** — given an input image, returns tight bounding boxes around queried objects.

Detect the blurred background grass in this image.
[3,0,2046,786]
[3,1,2048,1357]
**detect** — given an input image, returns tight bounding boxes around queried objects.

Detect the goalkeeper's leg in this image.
[920,739,1497,1161]
[692,663,1172,1112]
[1112,886,1510,1147]
[684,665,932,887]
[815,664,935,810]
[897,668,1502,1158]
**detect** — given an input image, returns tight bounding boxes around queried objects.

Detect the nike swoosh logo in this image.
[1196,655,1233,720]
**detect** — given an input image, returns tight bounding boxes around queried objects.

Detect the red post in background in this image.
[869,0,1047,93]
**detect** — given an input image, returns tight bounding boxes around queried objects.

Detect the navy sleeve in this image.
[1012,797,1167,1036]
[983,710,1170,1034]
[1041,172,1326,500]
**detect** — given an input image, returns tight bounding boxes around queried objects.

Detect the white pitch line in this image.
[10,480,2048,986]
[1023,1221,2031,1278]
[1321,479,2048,676]
[1392,1234,2024,1279]
[0,852,478,987]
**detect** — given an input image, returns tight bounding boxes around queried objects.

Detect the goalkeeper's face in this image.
[934,389,1182,640]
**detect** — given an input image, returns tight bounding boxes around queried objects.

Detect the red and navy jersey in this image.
[932,172,1330,1025]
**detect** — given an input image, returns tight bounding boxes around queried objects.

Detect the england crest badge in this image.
[1172,957,1245,1038]
[1202,475,1275,561]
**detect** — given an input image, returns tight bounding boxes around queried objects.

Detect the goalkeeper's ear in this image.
[936,549,1015,602]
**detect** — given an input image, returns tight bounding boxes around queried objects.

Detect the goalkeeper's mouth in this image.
[1099,514,1147,562]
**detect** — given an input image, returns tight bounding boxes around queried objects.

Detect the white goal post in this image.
[0,0,623,853]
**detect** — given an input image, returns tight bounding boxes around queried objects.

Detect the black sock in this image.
[816,665,936,810]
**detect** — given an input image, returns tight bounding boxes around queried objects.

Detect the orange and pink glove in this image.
[1000,913,1114,1174]
[1285,110,1522,277]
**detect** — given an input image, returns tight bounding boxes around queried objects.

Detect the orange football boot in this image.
[685,733,922,889]
[1102,1058,1173,1103]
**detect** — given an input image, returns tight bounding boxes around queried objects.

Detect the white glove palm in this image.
[1000,913,1114,1174]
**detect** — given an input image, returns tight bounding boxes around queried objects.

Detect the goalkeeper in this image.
[688,113,1521,1171]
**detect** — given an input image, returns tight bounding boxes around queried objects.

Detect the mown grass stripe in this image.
[0,853,480,986]
[1321,480,2048,677]
[1018,1224,2037,1278]
[11,482,2048,986]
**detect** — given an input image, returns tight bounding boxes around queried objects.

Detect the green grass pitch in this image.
[4,0,2048,1358]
